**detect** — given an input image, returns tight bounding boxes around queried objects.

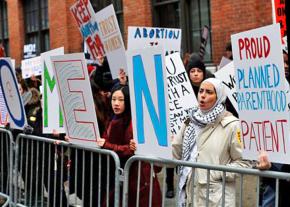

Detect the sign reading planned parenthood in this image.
[231,24,290,163]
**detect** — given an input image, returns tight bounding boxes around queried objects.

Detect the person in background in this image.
[172,78,250,206]
[225,42,233,60]
[186,53,214,97]
[97,85,162,207]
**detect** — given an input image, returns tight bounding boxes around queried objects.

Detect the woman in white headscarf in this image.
[172,78,250,207]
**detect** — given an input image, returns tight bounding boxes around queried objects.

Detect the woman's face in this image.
[198,82,217,111]
[111,90,125,115]
[189,68,204,85]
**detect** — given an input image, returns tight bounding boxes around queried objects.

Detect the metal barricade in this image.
[0,128,14,201]
[122,155,290,207]
[0,192,10,207]
[14,133,121,207]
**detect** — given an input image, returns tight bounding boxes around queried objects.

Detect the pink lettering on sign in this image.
[241,119,287,153]
[238,36,270,60]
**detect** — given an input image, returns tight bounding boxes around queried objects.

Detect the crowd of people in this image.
[1,41,289,207]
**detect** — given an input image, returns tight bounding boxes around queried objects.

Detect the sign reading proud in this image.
[231,24,290,163]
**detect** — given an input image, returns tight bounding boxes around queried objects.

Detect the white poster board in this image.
[127,46,171,159]
[41,47,65,134]
[71,1,126,79]
[165,53,197,135]
[214,62,238,111]
[231,23,290,163]
[21,56,42,79]
[0,58,27,129]
[127,26,181,56]
[51,53,100,147]
[95,4,127,78]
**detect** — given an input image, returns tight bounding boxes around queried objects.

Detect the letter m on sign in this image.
[132,53,168,147]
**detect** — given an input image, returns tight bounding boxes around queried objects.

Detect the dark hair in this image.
[111,85,131,118]
[186,53,206,77]
[90,79,112,133]
[225,42,232,52]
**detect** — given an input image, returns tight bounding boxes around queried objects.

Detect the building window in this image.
[152,0,212,62]
[91,0,124,35]
[0,0,9,56]
[24,0,49,55]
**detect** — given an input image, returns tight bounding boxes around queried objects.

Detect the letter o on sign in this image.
[0,59,25,128]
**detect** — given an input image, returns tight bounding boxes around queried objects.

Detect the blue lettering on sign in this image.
[133,54,168,146]
[0,59,25,127]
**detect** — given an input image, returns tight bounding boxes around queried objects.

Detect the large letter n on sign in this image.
[133,54,168,146]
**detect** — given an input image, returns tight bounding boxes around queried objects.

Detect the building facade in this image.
[0,0,272,67]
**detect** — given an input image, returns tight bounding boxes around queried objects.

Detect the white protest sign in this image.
[70,0,105,66]
[166,53,197,135]
[127,46,171,159]
[51,53,100,147]
[214,62,238,111]
[21,56,42,79]
[0,85,8,127]
[95,4,127,78]
[0,58,27,129]
[41,47,65,134]
[231,23,290,163]
[128,26,181,56]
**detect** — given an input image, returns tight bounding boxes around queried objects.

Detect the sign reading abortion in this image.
[127,26,181,56]
[95,4,127,78]
[0,58,27,129]
[166,53,197,135]
[41,47,65,134]
[51,53,100,147]
[127,46,171,159]
[214,62,238,111]
[70,0,105,63]
[231,24,290,163]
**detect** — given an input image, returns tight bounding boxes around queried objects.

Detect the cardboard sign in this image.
[21,56,42,79]
[127,26,181,56]
[231,24,290,164]
[214,62,238,111]
[41,47,65,134]
[165,53,197,135]
[127,46,171,159]
[95,4,127,78]
[0,58,27,129]
[51,53,100,147]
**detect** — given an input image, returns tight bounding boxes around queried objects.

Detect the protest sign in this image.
[51,53,100,147]
[214,62,238,111]
[23,43,37,59]
[70,0,105,64]
[41,47,65,134]
[165,53,197,135]
[0,58,27,129]
[127,46,171,159]
[0,85,8,127]
[127,26,181,56]
[95,4,127,78]
[21,56,42,79]
[272,0,286,40]
[71,1,126,79]
[231,23,290,163]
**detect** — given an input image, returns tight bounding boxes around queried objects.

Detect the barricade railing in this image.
[0,192,10,207]
[0,128,14,202]
[14,133,121,207]
[122,155,290,207]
